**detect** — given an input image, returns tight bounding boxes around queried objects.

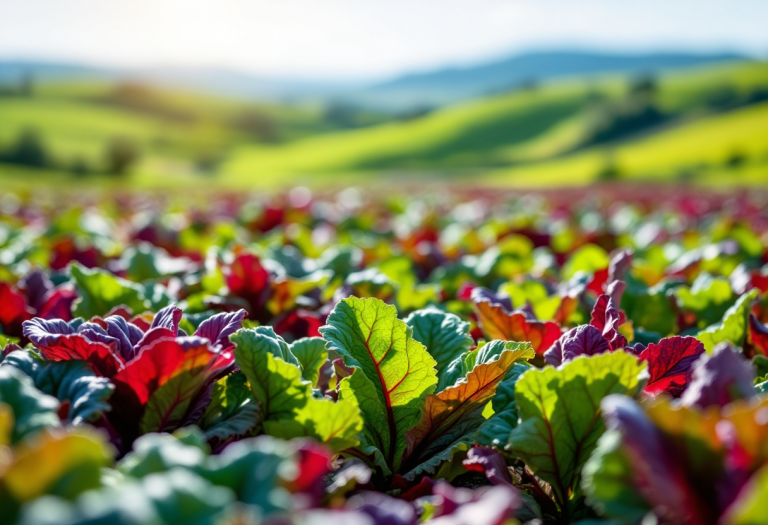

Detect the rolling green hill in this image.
[1,60,768,188]
[0,80,385,180]
[221,60,768,185]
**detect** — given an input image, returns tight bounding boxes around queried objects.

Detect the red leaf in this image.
[0,283,33,338]
[638,336,705,397]
[223,252,270,305]
[473,300,561,354]
[109,336,234,442]
[112,337,233,406]
[38,334,125,377]
[38,286,78,321]
[590,294,627,351]
[274,309,324,341]
[587,267,609,296]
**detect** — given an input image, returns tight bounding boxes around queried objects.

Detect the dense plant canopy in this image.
[1,187,768,524]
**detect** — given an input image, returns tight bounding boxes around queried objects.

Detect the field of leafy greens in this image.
[1,186,768,525]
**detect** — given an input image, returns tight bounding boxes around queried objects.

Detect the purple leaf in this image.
[462,447,513,487]
[150,304,182,334]
[680,343,756,409]
[22,317,76,347]
[18,269,54,312]
[543,324,611,366]
[194,309,247,351]
[590,294,627,351]
[600,395,711,524]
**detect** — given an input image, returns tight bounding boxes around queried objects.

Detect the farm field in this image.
[1,186,768,524]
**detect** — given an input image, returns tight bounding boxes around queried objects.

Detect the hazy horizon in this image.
[1,0,767,82]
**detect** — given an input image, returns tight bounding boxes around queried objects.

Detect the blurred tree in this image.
[105,137,139,176]
[2,129,49,168]
[232,109,277,142]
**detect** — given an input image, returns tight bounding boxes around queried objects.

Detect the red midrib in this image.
[363,316,402,469]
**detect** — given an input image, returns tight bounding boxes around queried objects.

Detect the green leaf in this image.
[0,367,60,444]
[320,297,438,471]
[2,351,113,425]
[232,327,362,452]
[271,396,363,453]
[119,433,299,518]
[507,351,646,512]
[622,278,678,335]
[118,430,210,479]
[69,263,149,318]
[581,430,653,525]
[400,340,534,478]
[289,337,328,388]
[201,436,298,515]
[21,469,234,525]
[405,308,473,391]
[233,328,310,422]
[476,362,531,447]
[562,244,610,280]
[674,273,736,329]
[697,290,758,353]
[199,372,260,444]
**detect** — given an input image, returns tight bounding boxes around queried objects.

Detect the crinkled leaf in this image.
[232,328,361,452]
[590,294,627,351]
[544,324,611,367]
[0,367,60,444]
[109,337,233,441]
[405,308,473,391]
[320,297,438,471]
[473,299,561,354]
[23,317,125,378]
[401,341,534,476]
[507,351,646,511]
[193,309,247,352]
[2,350,113,425]
[232,327,309,421]
[638,336,705,397]
[290,337,328,387]
[276,396,363,453]
[697,290,758,353]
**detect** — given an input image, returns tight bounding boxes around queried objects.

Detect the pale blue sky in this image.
[1,0,766,80]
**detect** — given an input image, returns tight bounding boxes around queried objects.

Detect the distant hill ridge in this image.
[0,50,748,108]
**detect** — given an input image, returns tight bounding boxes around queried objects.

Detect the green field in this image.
[1,60,768,187]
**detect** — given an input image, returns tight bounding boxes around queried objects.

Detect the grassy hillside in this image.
[1,60,767,188]
[0,80,386,180]
[221,60,768,185]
